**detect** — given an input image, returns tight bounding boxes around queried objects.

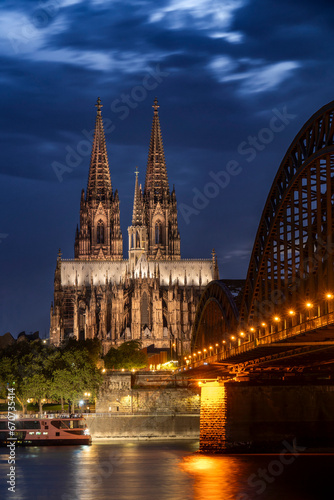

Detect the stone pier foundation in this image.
[199,381,334,453]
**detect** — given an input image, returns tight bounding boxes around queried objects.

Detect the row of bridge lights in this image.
[184,293,334,364]
[184,344,221,364]
[237,293,334,340]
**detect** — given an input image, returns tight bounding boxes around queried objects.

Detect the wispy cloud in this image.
[209,57,300,94]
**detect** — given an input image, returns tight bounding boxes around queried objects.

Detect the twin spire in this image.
[80,97,179,261]
[88,96,169,205]
[86,97,112,202]
[144,97,169,200]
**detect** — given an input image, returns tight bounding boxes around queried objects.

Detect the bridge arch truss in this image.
[240,101,334,326]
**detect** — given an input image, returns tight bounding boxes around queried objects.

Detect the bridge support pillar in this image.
[199,381,334,453]
[199,381,228,452]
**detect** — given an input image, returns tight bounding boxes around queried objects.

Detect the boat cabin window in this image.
[16,421,41,430]
[51,419,85,429]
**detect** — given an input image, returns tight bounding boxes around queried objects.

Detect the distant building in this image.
[50,98,218,355]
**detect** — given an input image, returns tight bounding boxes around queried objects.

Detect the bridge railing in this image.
[181,308,334,370]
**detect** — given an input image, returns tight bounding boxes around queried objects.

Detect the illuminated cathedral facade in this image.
[49,98,218,355]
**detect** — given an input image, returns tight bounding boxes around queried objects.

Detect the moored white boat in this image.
[0,415,91,445]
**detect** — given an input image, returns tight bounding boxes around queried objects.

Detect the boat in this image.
[0,414,91,445]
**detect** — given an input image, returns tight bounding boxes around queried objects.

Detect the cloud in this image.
[148,0,246,31]
[209,56,300,94]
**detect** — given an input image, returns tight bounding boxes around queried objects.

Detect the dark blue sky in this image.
[1,0,334,337]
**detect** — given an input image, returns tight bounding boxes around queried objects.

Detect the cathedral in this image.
[49,98,218,355]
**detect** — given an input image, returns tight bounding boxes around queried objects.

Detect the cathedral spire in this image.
[144,98,169,200]
[86,97,112,202]
[132,167,144,226]
[75,98,123,260]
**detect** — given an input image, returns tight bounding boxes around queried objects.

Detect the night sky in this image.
[1,0,334,337]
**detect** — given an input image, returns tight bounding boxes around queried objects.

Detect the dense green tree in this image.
[0,338,103,414]
[51,349,102,413]
[104,340,147,370]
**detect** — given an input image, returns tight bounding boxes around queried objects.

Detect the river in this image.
[0,440,332,499]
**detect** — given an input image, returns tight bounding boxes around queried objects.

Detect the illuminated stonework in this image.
[50,98,218,354]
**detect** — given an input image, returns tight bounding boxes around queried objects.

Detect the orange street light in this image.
[326,293,333,299]
[306,302,313,308]
[288,310,295,316]
[250,327,255,332]
[261,322,266,327]
[274,316,280,322]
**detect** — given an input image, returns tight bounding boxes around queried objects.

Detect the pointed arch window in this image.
[97,220,104,244]
[155,221,162,245]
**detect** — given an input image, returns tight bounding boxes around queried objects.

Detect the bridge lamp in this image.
[231,335,236,341]
[222,340,226,344]
[326,293,333,299]
[209,346,213,350]
[203,348,207,352]
[274,316,280,322]
[239,331,245,337]
[288,310,295,316]
[198,351,202,355]
[305,302,313,309]
[261,322,266,327]
[215,343,219,347]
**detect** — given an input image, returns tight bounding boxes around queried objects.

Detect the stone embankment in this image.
[87,371,200,440]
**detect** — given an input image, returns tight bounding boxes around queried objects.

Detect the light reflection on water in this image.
[0,441,333,500]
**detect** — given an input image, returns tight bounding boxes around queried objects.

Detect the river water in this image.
[0,440,333,500]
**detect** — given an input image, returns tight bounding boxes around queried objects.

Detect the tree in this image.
[0,338,104,414]
[104,340,147,370]
[50,349,103,413]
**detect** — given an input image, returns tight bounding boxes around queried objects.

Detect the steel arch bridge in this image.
[192,100,334,353]
[191,281,239,352]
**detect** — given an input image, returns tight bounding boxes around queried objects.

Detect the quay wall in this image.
[85,413,200,440]
[88,372,200,440]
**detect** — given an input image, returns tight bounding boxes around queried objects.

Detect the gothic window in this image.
[97,220,104,244]
[141,292,149,327]
[155,221,162,245]
[136,231,140,248]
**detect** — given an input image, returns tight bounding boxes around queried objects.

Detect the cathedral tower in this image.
[75,98,123,260]
[143,99,180,260]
